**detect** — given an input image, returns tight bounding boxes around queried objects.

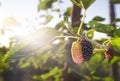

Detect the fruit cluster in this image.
[71,39,93,64]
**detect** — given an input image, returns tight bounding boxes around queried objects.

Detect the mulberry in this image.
[81,39,93,61]
[105,46,114,59]
[71,41,84,64]
[71,39,93,64]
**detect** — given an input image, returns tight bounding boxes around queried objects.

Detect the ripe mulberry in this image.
[71,39,93,64]
[80,39,93,61]
[105,46,114,59]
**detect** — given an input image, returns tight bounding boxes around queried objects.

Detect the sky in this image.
[0,0,38,23]
[0,0,120,47]
[0,0,120,26]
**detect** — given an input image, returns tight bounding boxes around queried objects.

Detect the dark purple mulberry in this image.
[80,39,93,60]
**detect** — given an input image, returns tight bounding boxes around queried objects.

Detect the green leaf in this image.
[71,0,95,9]
[88,20,97,27]
[33,67,62,81]
[110,0,120,4]
[38,0,57,11]
[20,62,31,68]
[82,0,95,9]
[113,18,120,23]
[88,53,104,74]
[92,76,101,80]
[40,15,46,17]
[71,0,82,8]
[92,16,105,21]
[104,77,114,81]
[86,29,94,38]
[64,7,72,17]
[88,21,115,33]
[95,23,114,33]
[113,29,120,37]
[55,21,64,30]
[41,67,62,80]
[38,1,48,10]
[32,75,41,80]
[64,16,68,23]
[41,15,53,25]
[109,56,120,65]
[52,9,60,12]
[111,37,120,52]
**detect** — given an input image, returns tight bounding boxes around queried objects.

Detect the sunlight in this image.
[0,33,11,48]
[0,14,44,47]
[0,19,46,48]
[0,26,30,48]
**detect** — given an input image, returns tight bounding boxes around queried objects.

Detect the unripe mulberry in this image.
[71,41,84,64]
[105,46,114,59]
[80,39,93,61]
[71,39,93,64]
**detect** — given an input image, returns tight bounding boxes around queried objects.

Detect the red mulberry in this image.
[71,41,84,64]
[105,46,114,59]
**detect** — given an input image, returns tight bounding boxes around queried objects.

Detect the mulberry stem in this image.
[56,36,79,39]
[77,1,86,35]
